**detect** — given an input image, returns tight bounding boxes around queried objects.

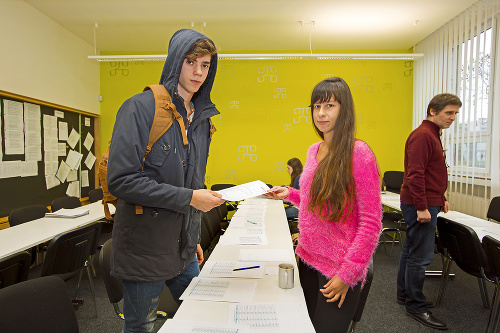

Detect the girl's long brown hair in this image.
[307,77,356,223]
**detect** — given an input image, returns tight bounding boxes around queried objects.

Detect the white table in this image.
[381,191,500,240]
[0,201,113,260]
[164,198,314,331]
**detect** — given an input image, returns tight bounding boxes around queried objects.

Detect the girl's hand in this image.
[320,275,349,307]
[263,186,289,200]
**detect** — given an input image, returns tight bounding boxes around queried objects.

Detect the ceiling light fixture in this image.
[88,53,424,62]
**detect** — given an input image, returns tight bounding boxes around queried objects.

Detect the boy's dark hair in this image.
[185,39,217,61]
[427,93,462,116]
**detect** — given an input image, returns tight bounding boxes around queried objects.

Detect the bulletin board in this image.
[0,91,99,217]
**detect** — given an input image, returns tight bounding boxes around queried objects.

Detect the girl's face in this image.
[287,165,293,176]
[313,97,340,138]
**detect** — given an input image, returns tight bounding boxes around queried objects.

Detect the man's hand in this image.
[196,244,204,265]
[441,201,450,213]
[417,209,431,223]
[190,189,225,212]
[263,186,289,200]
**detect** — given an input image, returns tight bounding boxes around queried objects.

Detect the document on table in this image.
[223,227,265,236]
[46,208,89,218]
[227,218,265,228]
[157,319,251,333]
[215,180,270,201]
[179,277,257,303]
[228,303,315,332]
[199,261,265,279]
[239,249,291,262]
[219,234,268,246]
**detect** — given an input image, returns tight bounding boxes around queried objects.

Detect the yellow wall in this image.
[100,58,413,187]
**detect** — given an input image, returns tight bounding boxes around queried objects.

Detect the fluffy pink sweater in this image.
[287,140,382,287]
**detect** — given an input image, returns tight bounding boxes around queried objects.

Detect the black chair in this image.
[380,171,405,256]
[0,276,79,333]
[348,260,374,333]
[482,235,500,333]
[199,219,213,266]
[382,171,404,193]
[41,221,101,317]
[487,196,500,223]
[436,217,492,308]
[8,205,50,264]
[99,239,173,319]
[215,202,229,231]
[8,205,49,227]
[51,196,82,212]
[202,208,222,252]
[88,188,104,203]
[0,251,31,289]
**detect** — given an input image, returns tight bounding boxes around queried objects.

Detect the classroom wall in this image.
[0,1,100,114]
[100,57,413,187]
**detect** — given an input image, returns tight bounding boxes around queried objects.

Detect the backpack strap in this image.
[135,84,189,215]
[209,118,217,138]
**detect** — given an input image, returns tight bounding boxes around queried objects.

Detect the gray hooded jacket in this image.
[107,29,219,281]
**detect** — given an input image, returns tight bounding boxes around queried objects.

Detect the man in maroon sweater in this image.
[397,93,461,330]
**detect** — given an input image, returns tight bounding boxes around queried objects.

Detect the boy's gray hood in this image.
[159,29,218,109]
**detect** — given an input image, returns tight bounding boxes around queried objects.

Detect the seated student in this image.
[265,77,382,333]
[284,157,303,221]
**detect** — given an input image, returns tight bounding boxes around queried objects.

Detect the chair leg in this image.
[436,257,453,306]
[86,265,98,317]
[478,277,491,309]
[348,321,357,333]
[486,285,499,333]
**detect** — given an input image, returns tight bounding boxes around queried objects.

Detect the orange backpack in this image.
[98,84,188,220]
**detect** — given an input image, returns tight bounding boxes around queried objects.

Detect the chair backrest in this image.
[99,239,123,304]
[203,208,221,241]
[0,251,31,289]
[215,202,228,221]
[351,259,374,325]
[436,217,488,277]
[383,171,404,193]
[88,188,104,203]
[8,205,49,227]
[482,235,500,282]
[210,183,236,191]
[50,196,82,212]
[487,196,500,222]
[0,276,79,333]
[41,222,101,277]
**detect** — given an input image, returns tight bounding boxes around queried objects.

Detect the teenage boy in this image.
[107,29,225,333]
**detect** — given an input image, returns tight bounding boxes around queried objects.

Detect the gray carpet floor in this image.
[29,235,495,333]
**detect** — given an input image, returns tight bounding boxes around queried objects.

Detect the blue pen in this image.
[233,265,260,271]
[246,220,257,224]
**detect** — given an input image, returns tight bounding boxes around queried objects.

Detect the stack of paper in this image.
[46,208,89,218]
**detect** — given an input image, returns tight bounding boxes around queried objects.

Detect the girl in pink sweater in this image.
[266,77,382,333]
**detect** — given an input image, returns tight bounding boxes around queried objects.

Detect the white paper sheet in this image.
[67,128,80,149]
[227,218,265,228]
[179,277,257,303]
[85,151,96,170]
[218,234,268,246]
[0,161,22,178]
[54,110,64,118]
[58,143,67,156]
[66,181,80,197]
[199,261,265,279]
[216,180,270,201]
[239,249,291,262]
[66,169,78,182]
[223,227,265,236]
[58,122,68,141]
[24,145,42,161]
[55,160,71,182]
[45,161,59,175]
[43,114,57,129]
[84,117,90,127]
[228,303,315,332]
[3,100,24,154]
[83,132,94,151]
[158,319,250,333]
[20,161,38,177]
[45,174,61,189]
[66,149,83,170]
[81,170,89,187]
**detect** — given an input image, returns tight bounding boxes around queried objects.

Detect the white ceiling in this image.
[23,0,478,53]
